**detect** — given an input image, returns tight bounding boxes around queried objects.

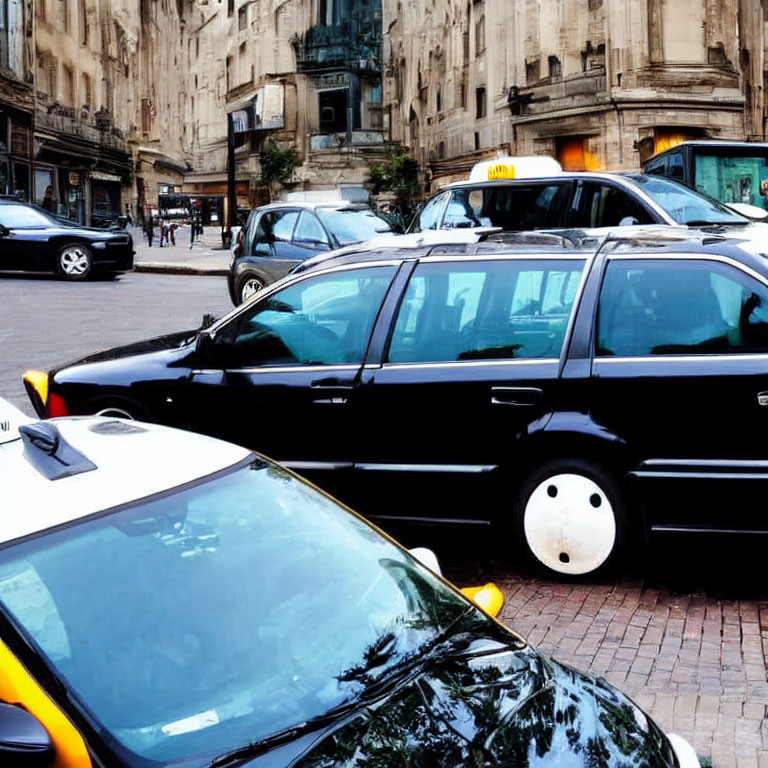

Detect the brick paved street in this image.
[4,272,768,767]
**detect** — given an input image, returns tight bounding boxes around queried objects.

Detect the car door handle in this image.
[491,386,543,406]
[311,377,355,389]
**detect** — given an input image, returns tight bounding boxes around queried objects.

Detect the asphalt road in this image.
[3,270,768,767]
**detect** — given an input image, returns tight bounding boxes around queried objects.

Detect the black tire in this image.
[238,274,266,304]
[57,243,93,280]
[513,458,629,579]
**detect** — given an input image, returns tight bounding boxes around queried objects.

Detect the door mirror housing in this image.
[0,702,55,767]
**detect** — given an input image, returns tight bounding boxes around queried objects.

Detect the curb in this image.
[133,263,228,276]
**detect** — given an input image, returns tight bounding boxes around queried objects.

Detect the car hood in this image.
[712,220,768,255]
[52,330,199,374]
[232,644,676,768]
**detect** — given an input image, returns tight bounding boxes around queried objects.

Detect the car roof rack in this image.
[19,422,97,481]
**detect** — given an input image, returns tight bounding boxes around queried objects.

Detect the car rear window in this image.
[315,207,393,244]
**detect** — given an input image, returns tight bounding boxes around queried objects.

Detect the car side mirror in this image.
[0,702,55,767]
[408,547,442,575]
[618,216,640,226]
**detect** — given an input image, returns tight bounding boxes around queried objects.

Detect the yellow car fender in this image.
[0,639,91,768]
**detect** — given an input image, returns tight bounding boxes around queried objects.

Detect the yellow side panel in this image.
[0,639,91,768]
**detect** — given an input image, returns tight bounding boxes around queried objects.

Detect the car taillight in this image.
[47,392,70,418]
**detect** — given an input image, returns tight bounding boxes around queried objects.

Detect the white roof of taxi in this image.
[0,399,250,545]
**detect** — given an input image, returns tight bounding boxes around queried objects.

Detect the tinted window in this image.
[388,259,585,363]
[227,266,395,367]
[314,208,392,245]
[597,259,768,356]
[0,205,54,228]
[442,184,569,230]
[644,158,666,176]
[668,152,684,180]
[575,183,654,227]
[694,151,768,208]
[251,209,299,254]
[413,191,449,231]
[293,211,329,245]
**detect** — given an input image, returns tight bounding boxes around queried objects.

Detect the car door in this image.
[352,255,588,526]
[590,253,768,533]
[187,263,398,480]
[0,205,51,271]
[252,208,305,261]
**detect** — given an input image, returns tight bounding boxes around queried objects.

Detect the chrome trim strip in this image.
[356,463,497,473]
[190,369,223,375]
[382,359,558,371]
[422,254,590,263]
[633,470,768,480]
[282,460,353,470]
[371,515,492,526]
[643,458,768,469]
[651,525,768,535]
[219,364,360,374]
[595,353,768,364]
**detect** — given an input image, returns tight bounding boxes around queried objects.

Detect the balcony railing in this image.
[35,103,127,152]
[295,23,381,73]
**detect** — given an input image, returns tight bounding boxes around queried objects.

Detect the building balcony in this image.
[310,130,384,150]
[35,101,127,153]
[294,24,381,74]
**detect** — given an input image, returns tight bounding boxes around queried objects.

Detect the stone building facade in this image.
[384,0,767,190]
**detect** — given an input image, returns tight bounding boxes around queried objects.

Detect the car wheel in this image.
[515,458,627,578]
[57,244,93,280]
[239,275,265,303]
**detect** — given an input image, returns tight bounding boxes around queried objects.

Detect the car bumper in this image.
[666,733,701,768]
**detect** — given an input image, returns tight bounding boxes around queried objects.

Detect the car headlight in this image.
[91,241,107,249]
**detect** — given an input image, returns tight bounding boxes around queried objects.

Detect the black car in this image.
[24,229,768,578]
[0,199,134,279]
[228,201,394,304]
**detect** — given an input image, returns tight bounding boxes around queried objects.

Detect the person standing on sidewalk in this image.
[144,213,154,248]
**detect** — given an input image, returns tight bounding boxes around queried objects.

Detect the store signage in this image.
[68,172,80,186]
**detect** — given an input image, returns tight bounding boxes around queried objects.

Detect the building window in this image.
[227,0,234,17]
[525,58,540,84]
[62,0,70,32]
[435,86,441,113]
[78,0,88,45]
[318,0,336,26]
[37,0,46,23]
[475,86,486,119]
[62,64,75,106]
[475,15,485,54]
[80,73,91,109]
[548,55,561,79]
[238,4,247,30]
[319,89,347,133]
[226,55,233,91]
[141,98,152,136]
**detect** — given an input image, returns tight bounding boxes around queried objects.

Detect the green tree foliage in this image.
[259,143,300,200]
[367,147,420,202]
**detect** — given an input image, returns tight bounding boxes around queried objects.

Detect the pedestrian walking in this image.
[144,213,154,247]
[169,222,178,246]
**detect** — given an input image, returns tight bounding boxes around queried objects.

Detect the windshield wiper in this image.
[684,219,742,227]
[209,620,481,768]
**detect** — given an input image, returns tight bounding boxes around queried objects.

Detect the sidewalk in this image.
[130,224,232,276]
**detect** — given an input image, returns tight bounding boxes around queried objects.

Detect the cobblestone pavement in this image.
[3,272,768,767]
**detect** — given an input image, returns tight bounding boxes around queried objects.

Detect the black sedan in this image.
[0,199,133,279]
[23,228,768,578]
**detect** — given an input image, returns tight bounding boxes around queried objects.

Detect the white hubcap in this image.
[241,279,263,301]
[61,247,90,275]
[523,473,616,576]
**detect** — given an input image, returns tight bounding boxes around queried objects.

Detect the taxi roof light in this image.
[468,156,562,183]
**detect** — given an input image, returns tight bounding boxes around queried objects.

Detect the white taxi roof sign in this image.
[0,398,33,446]
[468,156,562,183]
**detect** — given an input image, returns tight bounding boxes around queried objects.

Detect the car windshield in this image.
[315,207,393,244]
[0,204,57,228]
[0,459,471,766]
[626,174,748,226]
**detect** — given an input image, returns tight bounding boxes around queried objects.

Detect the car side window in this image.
[444,184,570,230]
[668,152,684,180]
[577,183,654,227]
[388,259,586,363]
[644,158,666,176]
[224,266,396,367]
[293,211,329,246]
[414,191,449,231]
[597,259,768,356]
[252,210,300,254]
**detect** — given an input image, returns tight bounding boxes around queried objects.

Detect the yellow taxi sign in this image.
[487,162,516,180]
[469,156,562,183]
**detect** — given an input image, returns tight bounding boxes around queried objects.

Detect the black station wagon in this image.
[24,229,768,577]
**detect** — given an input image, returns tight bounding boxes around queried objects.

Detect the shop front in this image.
[0,110,34,201]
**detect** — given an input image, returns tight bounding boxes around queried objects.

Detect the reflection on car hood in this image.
[238,643,676,768]
[53,330,198,372]
[713,220,768,256]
